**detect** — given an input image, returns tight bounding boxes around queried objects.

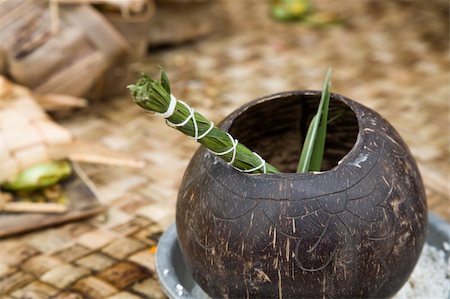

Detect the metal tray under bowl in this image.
[156,212,450,299]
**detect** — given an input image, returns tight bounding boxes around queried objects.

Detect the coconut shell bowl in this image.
[174,91,427,298]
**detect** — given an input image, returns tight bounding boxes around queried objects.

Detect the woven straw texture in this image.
[0,76,72,182]
[0,1,448,298]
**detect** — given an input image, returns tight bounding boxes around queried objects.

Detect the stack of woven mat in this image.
[0,0,220,99]
[0,0,152,99]
[0,75,144,185]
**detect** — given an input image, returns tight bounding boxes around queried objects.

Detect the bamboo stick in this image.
[49,140,146,168]
[35,94,88,110]
[0,202,68,214]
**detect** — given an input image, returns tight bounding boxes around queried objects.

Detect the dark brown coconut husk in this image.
[176,91,427,299]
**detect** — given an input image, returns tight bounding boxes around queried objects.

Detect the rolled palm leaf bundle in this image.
[129,72,280,174]
[129,70,334,175]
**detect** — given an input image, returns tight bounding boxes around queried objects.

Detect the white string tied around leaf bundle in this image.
[155,94,267,174]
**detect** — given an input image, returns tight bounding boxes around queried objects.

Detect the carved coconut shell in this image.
[176,91,427,299]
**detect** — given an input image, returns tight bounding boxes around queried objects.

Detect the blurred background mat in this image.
[0,0,448,298]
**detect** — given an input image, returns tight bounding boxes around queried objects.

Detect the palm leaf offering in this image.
[130,69,333,175]
[0,160,72,213]
[128,73,280,174]
[2,160,71,192]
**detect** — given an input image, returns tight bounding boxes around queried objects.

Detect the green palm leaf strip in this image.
[297,68,332,173]
[296,114,319,173]
[128,71,280,175]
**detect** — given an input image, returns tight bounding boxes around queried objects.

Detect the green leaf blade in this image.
[296,114,319,173]
[309,68,332,171]
[296,68,332,173]
[160,70,171,94]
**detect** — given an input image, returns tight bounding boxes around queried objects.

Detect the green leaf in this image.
[309,68,332,171]
[327,108,344,124]
[296,68,332,173]
[2,160,72,191]
[160,70,171,95]
[296,114,319,173]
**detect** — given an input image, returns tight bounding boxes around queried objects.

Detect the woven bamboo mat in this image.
[0,1,448,298]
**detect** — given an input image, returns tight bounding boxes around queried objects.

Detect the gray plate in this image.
[156,213,450,299]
